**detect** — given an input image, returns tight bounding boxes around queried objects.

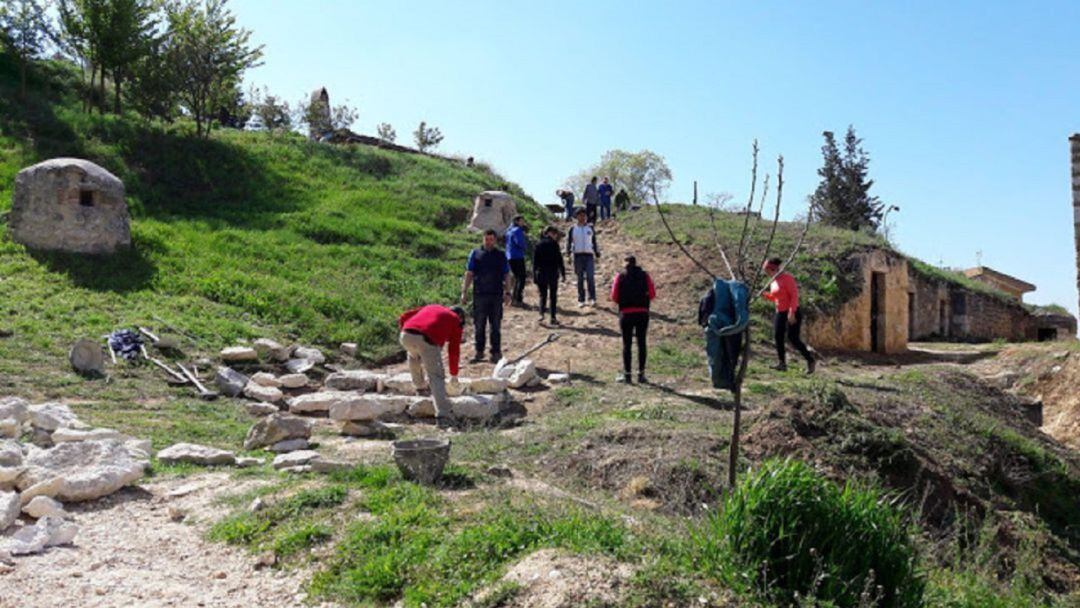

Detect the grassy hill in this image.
[0,53,548,362]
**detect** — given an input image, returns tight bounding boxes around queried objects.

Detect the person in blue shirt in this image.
[598,177,614,221]
[461,229,512,363]
[557,189,576,221]
[505,215,529,306]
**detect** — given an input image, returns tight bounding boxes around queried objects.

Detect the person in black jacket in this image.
[609,256,656,384]
[532,226,566,325]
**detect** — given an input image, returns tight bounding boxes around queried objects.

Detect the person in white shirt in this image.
[565,208,600,306]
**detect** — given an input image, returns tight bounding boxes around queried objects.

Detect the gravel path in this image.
[0,472,337,608]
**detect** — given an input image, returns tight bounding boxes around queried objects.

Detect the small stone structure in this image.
[1071,134,1080,319]
[308,87,331,139]
[962,266,1035,302]
[9,158,130,254]
[467,191,517,233]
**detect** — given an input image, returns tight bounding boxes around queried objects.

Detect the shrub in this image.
[699,459,923,607]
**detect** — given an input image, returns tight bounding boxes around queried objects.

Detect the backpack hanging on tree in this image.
[704,279,749,391]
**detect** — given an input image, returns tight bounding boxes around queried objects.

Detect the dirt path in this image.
[0,472,337,608]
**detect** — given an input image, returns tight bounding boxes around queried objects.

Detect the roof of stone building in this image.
[963,266,1036,293]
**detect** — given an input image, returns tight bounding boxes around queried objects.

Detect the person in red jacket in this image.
[762,258,816,374]
[398,304,466,423]
[609,255,656,384]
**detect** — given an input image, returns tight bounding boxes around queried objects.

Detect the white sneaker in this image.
[587,299,596,307]
[577,301,585,308]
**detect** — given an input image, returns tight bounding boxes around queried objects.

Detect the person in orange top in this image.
[398,304,466,424]
[762,258,816,374]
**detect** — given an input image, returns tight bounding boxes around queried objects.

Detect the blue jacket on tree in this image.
[705,279,749,391]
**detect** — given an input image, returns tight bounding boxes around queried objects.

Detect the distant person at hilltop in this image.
[762,258,817,374]
[582,176,599,225]
[598,176,614,221]
[557,189,576,221]
[615,188,630,213]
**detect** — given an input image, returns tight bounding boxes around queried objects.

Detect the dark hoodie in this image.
[532,235,566,281]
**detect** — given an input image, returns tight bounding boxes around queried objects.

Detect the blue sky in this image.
[231,0,1080,316]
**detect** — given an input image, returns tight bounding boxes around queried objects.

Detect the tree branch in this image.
[735,140,759,276]
[651,186,717,281]
[750,155,785,292]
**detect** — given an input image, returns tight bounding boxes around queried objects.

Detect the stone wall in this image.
[805,249,910,354]
[909,269,1035,342]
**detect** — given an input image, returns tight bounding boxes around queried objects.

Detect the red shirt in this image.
[609,271,656,314]
[764,272,799,312]
[398,305,463,376]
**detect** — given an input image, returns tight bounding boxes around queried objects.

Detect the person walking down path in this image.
[582,176,599,225]
[598,177,614,221]
[462,229,512,363]
[610,256,656,384]
[614,188,630,214]
[398,304,466,425]
[505,215,529,306]
[557,189,576,221]
[566,207,600,307]
[762,257,816,374]
[532,225,566,325]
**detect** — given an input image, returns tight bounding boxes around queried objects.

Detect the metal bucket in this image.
[391,437,451,485]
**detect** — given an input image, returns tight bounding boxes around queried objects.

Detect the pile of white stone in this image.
[216,339,543,438]
[0,397,149,559]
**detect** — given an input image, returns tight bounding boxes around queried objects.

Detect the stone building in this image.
[8,158,131,254]
[804,249,911,354]
[467,191,518,234]
[962,266,1034,301]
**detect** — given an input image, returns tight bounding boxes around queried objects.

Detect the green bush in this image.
[699,459,923,607]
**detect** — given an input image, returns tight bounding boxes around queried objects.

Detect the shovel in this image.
[493,333,560,377]
[176,362,219,400]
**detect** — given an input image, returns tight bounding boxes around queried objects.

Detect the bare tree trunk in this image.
[728,329,752,487]
[114,72,121,114]
[88,64,96,113]
[99,64,106,114]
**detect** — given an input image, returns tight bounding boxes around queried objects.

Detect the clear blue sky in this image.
[231,0,1080,317]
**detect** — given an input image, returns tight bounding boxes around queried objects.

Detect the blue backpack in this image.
[703,279,749,390]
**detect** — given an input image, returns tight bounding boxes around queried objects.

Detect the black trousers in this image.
[509,259,527,303]
[586,203,598,225]
[774,309,813,364]
[536,271,559,319]
[474,294,503,356]
[619,312,649,373]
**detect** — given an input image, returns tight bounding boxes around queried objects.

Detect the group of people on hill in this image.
[396,203,814,427]
[557,176,630,224]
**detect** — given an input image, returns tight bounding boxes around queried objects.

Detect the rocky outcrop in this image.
[16,439,146,502]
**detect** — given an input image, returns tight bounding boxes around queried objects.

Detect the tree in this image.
[296,94,357,136]
[413,121,443,152]
[1,0,54,97]
[247,86,290,131]
[808,126,886,231]
[98,0,156,113]
[567,149,672,206]
[165,0,262,136]
[376,122,396,143]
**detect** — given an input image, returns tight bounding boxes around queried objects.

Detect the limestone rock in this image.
[329,395,412,422]
[340,421,394,438]
[6,516,78,555]
[253,338,290,362]
[324,370,382,391]
[293,346,326,364]
[508,359,538,389]
[235,456,263,468]
[0,491,18,531]
[278,373,309,389]
[340,343,358,357]
[243,382,283,403]
[446,379,469,397]
[243,413,311,450]
[124,439,152,460]
[284,358,314,374]
[546,373,570,384]
[221,346,258,362]
[272,450,320,470]
[215,367,249,398]
[9,158,131,254]
[0,398,29,425]
[16,439,145,502]
[449,395,499,420]
[469,378,509,393]
[287,391,351,414]
[250,372,281,387]
[69,338,105,375]
[0,440,22,468]
[406,398,436,419]
[269,438,309,453]
[245,402,279,416]
[310,459,351,473]
[23,496,65,519]
[380,373,417,395]
[1,465,26,487]
[17,476,63,505]
[51,427,125,443]
[0,419,17,439]
[157,443,236,466]
[28,402,80,432]
[467,190,517,234]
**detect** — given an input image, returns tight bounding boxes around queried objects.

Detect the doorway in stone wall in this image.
[871,272,887,352]
[939,301,948,337]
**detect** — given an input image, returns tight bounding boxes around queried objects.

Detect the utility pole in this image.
[1072,134,1080,318]
[693,180,698,206]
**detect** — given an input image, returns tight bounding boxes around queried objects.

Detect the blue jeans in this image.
[573,254,596,303]
[473,294,503,356]
[565,201,575,220]
[600,200,612,220]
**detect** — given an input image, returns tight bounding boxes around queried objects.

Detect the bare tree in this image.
[652,140,811,487]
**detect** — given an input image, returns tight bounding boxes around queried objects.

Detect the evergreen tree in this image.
[809,126,886,231]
